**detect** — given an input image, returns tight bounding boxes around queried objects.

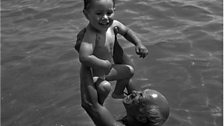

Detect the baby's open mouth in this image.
[99,20,110,26]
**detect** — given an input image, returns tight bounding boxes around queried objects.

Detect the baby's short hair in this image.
[83,0,91,10]
[83,0,115,10]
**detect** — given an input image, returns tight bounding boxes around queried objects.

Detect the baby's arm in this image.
[79,34,112,72]
[113,20,148,58]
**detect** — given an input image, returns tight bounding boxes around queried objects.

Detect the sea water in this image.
[1,0,223,126]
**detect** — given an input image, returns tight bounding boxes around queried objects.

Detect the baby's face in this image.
[85,0,115,32]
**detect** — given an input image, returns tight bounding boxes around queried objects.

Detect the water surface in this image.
[1,0,223,126]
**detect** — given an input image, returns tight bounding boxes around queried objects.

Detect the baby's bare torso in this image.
[89,27,116,77]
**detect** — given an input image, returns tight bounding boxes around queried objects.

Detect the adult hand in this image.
[135,44,148,58]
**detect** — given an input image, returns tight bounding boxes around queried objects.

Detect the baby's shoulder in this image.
[75,27,96,51]
[112,20,122,27]
[76,27,96,42]
[111,20,128,35]
[82,28,97,43]
[111,20,122,33]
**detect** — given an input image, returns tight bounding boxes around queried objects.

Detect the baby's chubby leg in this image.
[105,64,134,99]
[93,77,111,105]
[105,64,134,81]
[109,39,135,99]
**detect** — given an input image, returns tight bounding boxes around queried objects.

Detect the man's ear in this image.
[83,10,89,19]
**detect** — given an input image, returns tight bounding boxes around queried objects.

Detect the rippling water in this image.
[1,0,223,126]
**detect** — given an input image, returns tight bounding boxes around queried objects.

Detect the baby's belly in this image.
[93,48,114,63]
[92,46,114,78]
[92,52,113,78]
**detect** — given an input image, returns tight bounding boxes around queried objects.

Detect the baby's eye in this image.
[107,11,113,15]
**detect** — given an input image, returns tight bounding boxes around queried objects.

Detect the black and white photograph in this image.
[1,0,223,126]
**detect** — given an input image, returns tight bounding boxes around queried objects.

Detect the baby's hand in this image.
[135,44,148,58]
[104,60,112,74]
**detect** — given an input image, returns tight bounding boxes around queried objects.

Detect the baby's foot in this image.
[112,92,126,99]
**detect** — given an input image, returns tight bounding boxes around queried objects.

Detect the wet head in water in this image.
[123,89,169,126]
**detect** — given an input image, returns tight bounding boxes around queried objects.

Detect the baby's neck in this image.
[87,23,108,34]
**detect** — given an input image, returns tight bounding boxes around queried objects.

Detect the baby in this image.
[75,0,148,101]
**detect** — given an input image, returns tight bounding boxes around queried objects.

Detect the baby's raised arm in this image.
[113,20,148,58]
